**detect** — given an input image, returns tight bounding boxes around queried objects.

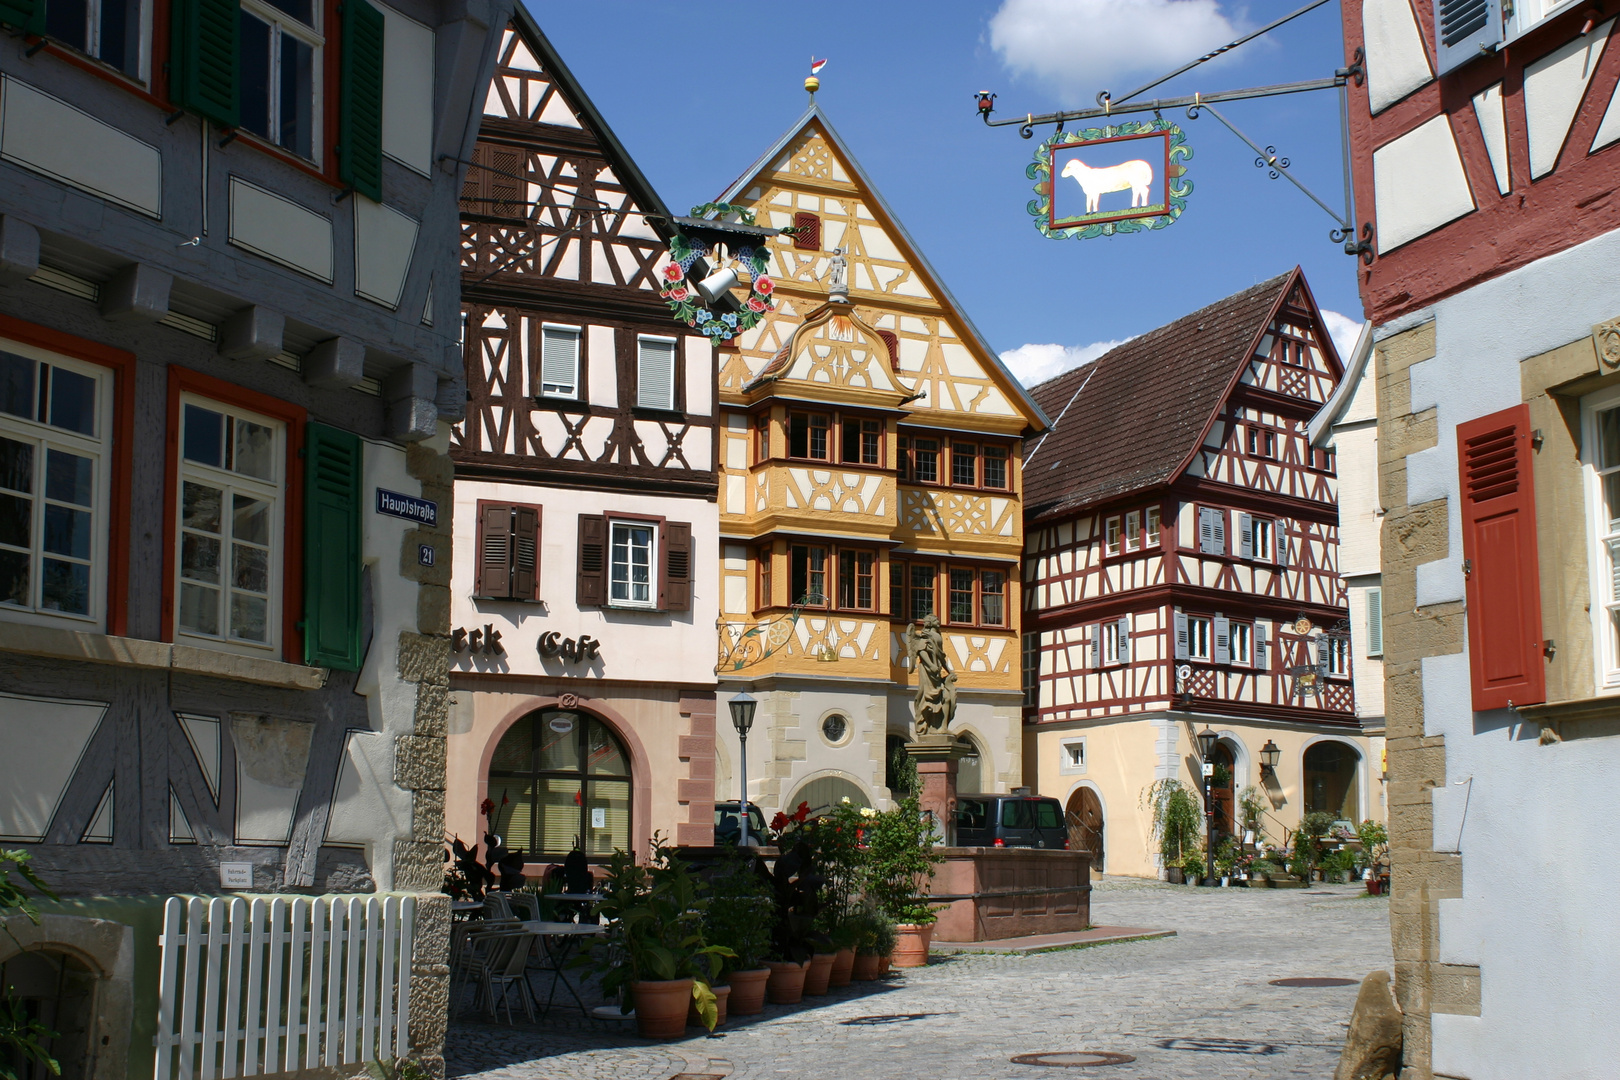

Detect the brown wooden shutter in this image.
[577,514,607,606]
[477,503,512,598]
[512,505,540,601]
[1458,405,1545,710]
[660,521,692,611]
[793,212,821,251]
[876,330,899,365]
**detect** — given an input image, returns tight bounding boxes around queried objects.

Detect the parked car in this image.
[954,793,1069,849]
[714,801,769,846]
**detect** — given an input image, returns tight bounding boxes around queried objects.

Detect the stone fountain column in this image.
[906,734,967,846]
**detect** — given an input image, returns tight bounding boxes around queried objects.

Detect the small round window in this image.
[821,714,849,745]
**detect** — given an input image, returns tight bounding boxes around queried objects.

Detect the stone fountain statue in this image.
[905,614,958,738]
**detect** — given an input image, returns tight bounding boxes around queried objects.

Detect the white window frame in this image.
[0,344,114,630]
[238,0,325,164]
[538,322,582,399]
[1582,387,1620,689]
[45,0,153,81]
[1509,0,1582,41]
[1104,515,1121,556]
[1059,737,1087,775]
[1100,619,1120,665]
[1022,631,1040,706]
[1187,614,1212,661]
[1251,516,1273,561]
[607,518,657,609]
[1230,620,1252,666]
[174,394,286,656]
[1145,505,1160,546]
[1124,510,1141,551]
[1327,635,1351,678]
[636,334,678,412]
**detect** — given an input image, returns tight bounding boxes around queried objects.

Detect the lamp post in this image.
[728,692,757,846]
[1196,726,1219,886]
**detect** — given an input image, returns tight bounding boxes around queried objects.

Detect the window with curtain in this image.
[487,710,632,859]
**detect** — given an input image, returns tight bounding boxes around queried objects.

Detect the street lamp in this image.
[1196,726,1219,886]
[728,692,757,846]
[1259,739,1280,776]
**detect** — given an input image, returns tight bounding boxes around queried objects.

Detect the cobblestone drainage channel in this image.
[1008,1052,1136,1067]
[1270,977,1359,987]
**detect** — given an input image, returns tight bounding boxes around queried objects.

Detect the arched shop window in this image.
[1302,741,1359,822]
[487,709,632,859]
[955,736,982,793]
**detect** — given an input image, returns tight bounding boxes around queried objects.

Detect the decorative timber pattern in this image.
[1023,270,1355,726]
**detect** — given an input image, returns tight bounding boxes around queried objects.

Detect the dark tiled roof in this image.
[1023,270,1296,519]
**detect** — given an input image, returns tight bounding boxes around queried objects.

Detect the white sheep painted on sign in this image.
[1061,157,1154,213]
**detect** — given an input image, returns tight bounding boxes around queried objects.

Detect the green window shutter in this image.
[0,0,43,37]
[340,0,385,202]
[304,422,364,670]
[169,0,239,128]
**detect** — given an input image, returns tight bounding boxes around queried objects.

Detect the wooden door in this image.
[1208,743,1236,838]
[1065,787,1104,871]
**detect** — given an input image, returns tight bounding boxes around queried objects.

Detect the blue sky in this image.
[525,0,1365,388]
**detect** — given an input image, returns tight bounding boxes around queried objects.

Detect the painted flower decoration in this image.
[662,262,683,282]
[669,286,690,301]
[747,297,767,312]
[721,312,739,328]
[754,276,775,296]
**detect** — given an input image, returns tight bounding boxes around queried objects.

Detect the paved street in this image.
[445,878,1391,1080]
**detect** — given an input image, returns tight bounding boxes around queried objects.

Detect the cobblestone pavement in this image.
[445,878,1391,1080]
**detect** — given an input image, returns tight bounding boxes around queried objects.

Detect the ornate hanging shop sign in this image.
[660,203,777,343]
[1027,118,1191,240]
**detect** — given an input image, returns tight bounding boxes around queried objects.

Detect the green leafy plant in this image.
[2,849,59,1080]
[847,898,897,958]
[1237,786,1268,844]
[1214,836,1239,874]
[1209,762,1233,788]
[1356,819,1389,877]
[863,796,944,927]
[576,835,732,1030]
[1181,849,1208,879]
[806,799,869,948]
[1142,779,1203,865]
[701,849,774,978]
[1322,848,1358,878]
[365,1058,434,1080]
[886,740,918,797]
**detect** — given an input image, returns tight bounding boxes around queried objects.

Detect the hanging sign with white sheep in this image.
[1027,119,1191,240]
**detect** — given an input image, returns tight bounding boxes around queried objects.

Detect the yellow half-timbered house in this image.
[710,106,1048,817]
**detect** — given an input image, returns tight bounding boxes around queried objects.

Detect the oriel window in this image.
[909,563,935,621]
[948,567,975,623]
[842,417,882,466]
[952,443,977,487]
[981,570,1006,626]
[837,549,875,610]
[790,543,828,606]
[911,438,939,484]
[789,412,831,461]
[983,446,1009,489]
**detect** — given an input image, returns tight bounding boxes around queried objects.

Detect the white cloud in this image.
[988,0,1243,103]
[1319,309,1366,364]
[1000,339,1129,389]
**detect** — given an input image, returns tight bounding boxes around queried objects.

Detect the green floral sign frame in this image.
[659,203,778,342]
[1027,118,1192,240]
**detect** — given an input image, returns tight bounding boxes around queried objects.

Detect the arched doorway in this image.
[955,735,982,793]
[0,950,95,1080]
[787,775,869,816]
[1065,786,1104,871]
[1208,741,1237,838]
[1303,741,1360,821]
[487,707,633,859]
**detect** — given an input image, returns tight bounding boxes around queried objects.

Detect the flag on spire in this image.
[810,57,828,75]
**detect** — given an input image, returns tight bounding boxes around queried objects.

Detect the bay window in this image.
[952,443,977,486]
[176,397,284,651]
[842,417,881,465]
[789,543,828,606]
[788,412,831,461]
[0,350,111,625]
[909,562,935,620]
[836,549,875,610]
[983,446,1008,489]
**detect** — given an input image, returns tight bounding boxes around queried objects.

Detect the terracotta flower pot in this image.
[632,977,693,1039]
[829,947,856,987]
[878,954,891,975]
[851,953,882,981]
[890,924,933,968]
[765,959,809,1004]
[687,983,730,1028]
[804,952,836,995]
[727,968,771,1015]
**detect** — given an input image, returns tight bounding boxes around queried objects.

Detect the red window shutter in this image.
[477,503,512,598]
[576,515,607,606]
[660,521,692,612]
[1457,405,1545,710]
[793,211,821,251]
[512,505,540,601]
[876,330,899,364]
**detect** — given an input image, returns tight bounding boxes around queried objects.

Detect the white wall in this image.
[1383,223,1620,1079]
[448,479,718,685]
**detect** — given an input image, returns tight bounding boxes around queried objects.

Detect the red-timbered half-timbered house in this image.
[443,8,721,866]
[1020,269,1381,878]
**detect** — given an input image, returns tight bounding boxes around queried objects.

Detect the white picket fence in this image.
[154,895,416,1080]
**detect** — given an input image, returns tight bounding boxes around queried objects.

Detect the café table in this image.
[520,920,605,1016]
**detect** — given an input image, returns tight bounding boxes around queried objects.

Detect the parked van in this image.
[954,793,1069,849]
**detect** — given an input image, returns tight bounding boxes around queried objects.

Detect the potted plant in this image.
[578,835,732,1037]
[1356,819,1390,894]
[1214,837,1238,885]
[864,795,944,969]
[807,799,866,992]
[764,804,829,1004]
[1143,779,1202,883]
[1181,849,1207,886]
[1238,786,1267,847]
[849,898,895,981]
[701,847,774,1018]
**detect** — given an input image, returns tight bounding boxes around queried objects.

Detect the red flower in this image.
[747,297,767,313]
[574,791,582,805]
[501,793,510,805]
[669,286,690,301]
[662,262,683,282]
[479,797,495,816]
[793,801,810,823]
[754,276,775,296]
[771,811,789,832]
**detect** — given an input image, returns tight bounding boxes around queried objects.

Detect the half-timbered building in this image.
[0,0,506,1072]
[443,9,721,865]
[1341,0,1620,1070]
[711,106,1048,817]
[1022,269,1378,880]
